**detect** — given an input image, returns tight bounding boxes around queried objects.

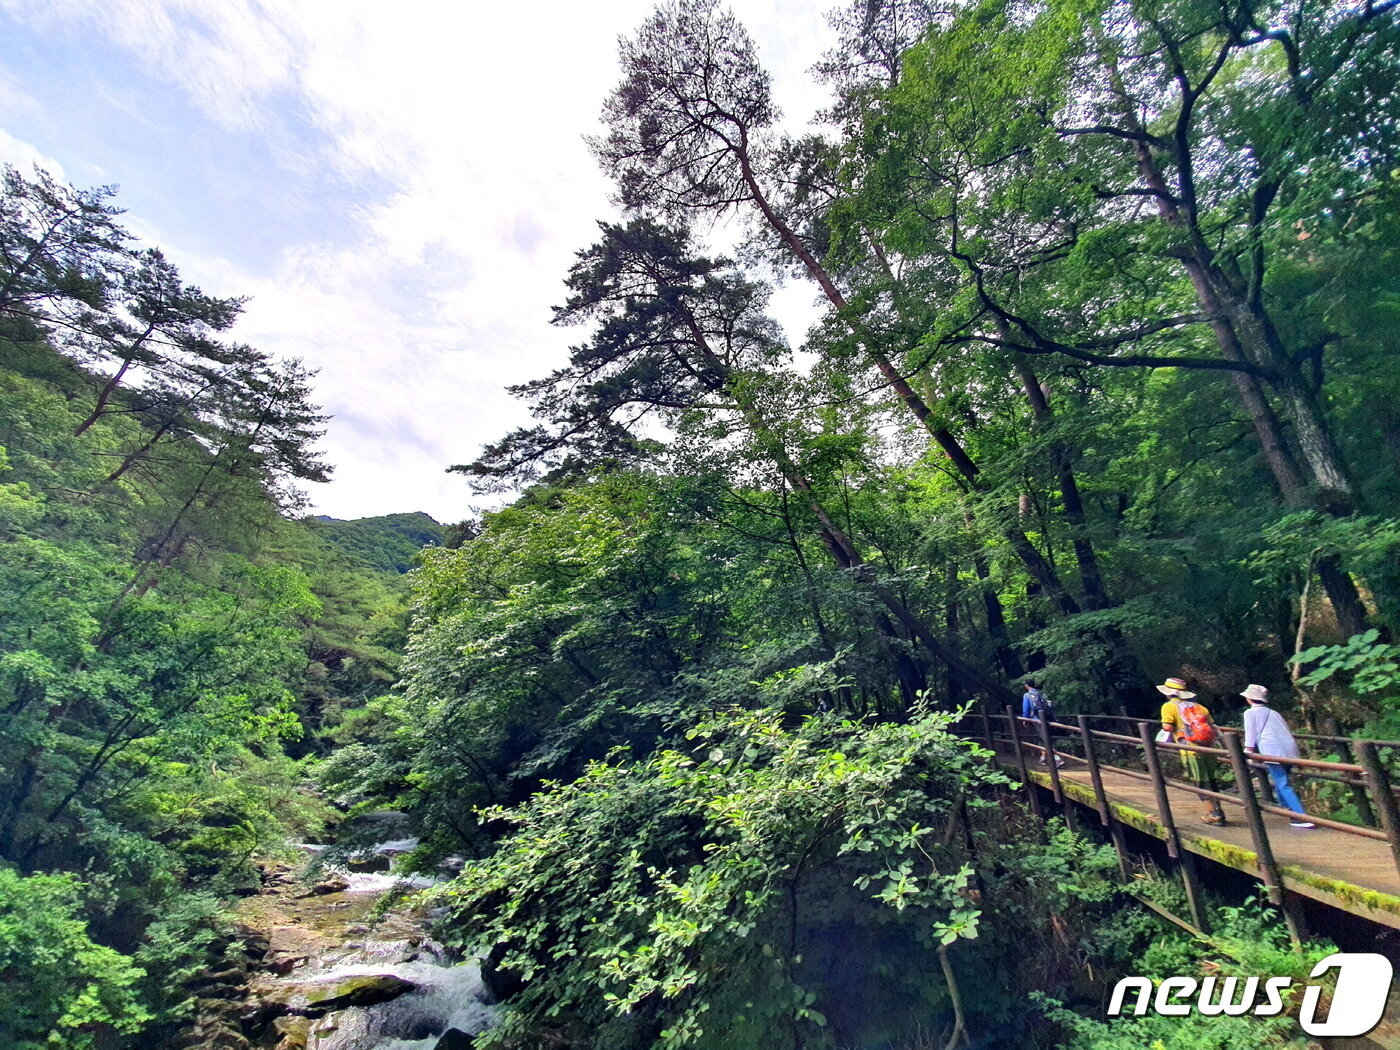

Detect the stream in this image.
[228,829,497,1050]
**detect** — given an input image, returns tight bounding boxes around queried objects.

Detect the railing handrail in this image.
[1024,716,1363,772]
[971,710,1400,885]
[1015,714,1374,772]
[1073,712,1400,751]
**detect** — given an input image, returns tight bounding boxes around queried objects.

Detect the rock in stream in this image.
[179,840,495,1050]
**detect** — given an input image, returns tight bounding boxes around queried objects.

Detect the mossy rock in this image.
[273,1015,312,1050]
[257,972,419,1020]
[304,973,417,1011]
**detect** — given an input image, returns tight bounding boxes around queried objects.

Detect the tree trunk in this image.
[970,542,1024,680]
[946,562,962,707]
[100,418,176,485]
[1097,47,1368,633]
[1013,362,1108,609]
[683,305,1011,701]
[735,142,1084,619]
[73,322,158,437]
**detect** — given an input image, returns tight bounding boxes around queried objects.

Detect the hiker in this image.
[1022,679,1064,767]
[1157,676,1227,826]
[1241,684,1315,829]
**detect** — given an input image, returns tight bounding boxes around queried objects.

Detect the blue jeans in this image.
[1267,763,1305,817]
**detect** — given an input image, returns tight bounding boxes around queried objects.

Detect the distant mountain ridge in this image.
[307,511,446,574]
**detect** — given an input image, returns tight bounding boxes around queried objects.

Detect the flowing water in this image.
[303,958,495,1050]
[250,836,496,1049]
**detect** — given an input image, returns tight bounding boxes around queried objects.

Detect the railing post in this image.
[980,704,994,749]
[1138,723,1210,933]
[1039,715,1064,804]
[1331,737,1377,828]
[1007,705,1042,819]
[1222,732,1300,947]
[1079,716,1110,825]
[1081,715,1131,881]
[1356,741,1400,883]
[1138,723,1180,860]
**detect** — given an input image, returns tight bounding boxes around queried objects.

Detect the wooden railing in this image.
[971,708,1400,937]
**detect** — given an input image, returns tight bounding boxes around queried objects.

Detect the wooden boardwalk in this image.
[997,749,1400,929]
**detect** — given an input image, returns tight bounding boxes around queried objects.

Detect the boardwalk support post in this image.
[1138,723,1211,934]
[1006,706,1042,819]
[1080,714,1131,881]
[1223,732,1301,948]
[1356,741,1400,883]
[1039,716,1064,805]
[1333,739,1377,827]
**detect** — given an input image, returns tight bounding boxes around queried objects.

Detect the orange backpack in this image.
[1177,701,1216,745]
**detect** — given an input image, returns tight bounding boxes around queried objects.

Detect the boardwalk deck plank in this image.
[994,748,1400,928]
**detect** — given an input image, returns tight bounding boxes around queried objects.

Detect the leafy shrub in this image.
[0,868,150,1049]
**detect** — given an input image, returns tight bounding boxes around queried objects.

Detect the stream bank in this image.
[176,827,495,1050]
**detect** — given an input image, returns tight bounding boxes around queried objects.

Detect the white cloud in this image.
[0,0,837,520]
[0,128,66,180]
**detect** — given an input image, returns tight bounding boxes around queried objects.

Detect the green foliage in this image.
[436,706,1133,1049]
[1046,1003,1306,1050]
[0,868,150,1049]
[1294,629,1400,695]
[0,170,390,1044]
[130,892,231,1028]
[308,511,445,574]
[8,0,1400,1044]
[1044,891,1334,1050]
[1291,629,1400,737]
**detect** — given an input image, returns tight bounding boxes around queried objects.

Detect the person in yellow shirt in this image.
[1157,676,1227,826]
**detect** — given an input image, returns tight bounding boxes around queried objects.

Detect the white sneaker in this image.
[1054,756,1065,768]
[1289,820,1315,829]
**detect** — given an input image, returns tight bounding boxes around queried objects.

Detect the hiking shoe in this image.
[1289,820,1316,829]
[1201,813,1227,827]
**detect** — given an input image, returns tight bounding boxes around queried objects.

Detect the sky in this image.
[0,0,837,522]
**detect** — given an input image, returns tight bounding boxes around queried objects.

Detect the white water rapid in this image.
[268,836,496,1049]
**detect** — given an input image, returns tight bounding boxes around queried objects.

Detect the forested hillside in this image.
[0,167,415,1046]
[309,512,446,575]
[4,0,1400,1048]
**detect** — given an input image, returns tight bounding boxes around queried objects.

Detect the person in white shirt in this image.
[1241,684,1315,828]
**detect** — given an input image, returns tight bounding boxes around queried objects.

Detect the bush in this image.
[0,868,150,1049]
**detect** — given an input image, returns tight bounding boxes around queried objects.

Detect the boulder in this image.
[203,1032,251,1050]
[256,972,419,1019]
[233,924,271,959]
[434,1029,476,1050]
[273,1015,312,1050]
[258,862,299,890]
[480,942,523,1002]
[346,853,392,873]
[267,955,306,976]
[196,965,246,986]
[263,925,329,975]
[305,973,416,1011]
[296,877,350,898]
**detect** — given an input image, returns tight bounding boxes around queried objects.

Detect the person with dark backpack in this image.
[1022,680,1064,767]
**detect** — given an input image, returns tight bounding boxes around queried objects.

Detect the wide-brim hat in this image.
[1240,684,1270,703]
[1156,676,1196,699]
